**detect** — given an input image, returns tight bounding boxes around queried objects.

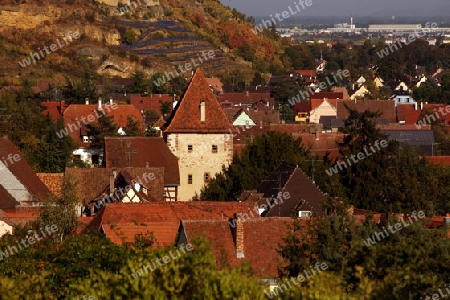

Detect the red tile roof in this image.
[130,94,173,113]
[104,137,180,186]
[162,69,232,133]
[206,77,224,93]
[36,173,64,198]
[65,167,165,204]
[4,211,39,226]
[92,201,259,246]
[424,156,450,165]
[41,100,68,121]
[0,137,50,202]
[310,92,344,100]
[310,98,338,110]
[246,102,280,125]
[62,103,143,147]
[181,217,299,278]
[396,104,422,124]
[337,100,396,123]
[287,70,317,78]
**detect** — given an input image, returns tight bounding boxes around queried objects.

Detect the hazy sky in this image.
[219,0,450,17]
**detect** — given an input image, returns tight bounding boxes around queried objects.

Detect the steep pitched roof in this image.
[162,69,232,134]
[0,137,50,203]
[104,137,179,186]
[0,185,20,211]
[256,162,325,217]
[36,173,64,198]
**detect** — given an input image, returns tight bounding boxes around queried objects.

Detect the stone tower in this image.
[162,69,233,200]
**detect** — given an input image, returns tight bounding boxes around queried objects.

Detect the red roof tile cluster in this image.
[205,77,224,93]
[424,156,450,165]
[337,100,396,122]
[41,100,68,121]
[287,70,317,78]
[0,137,50,203]
[91,201,259,246]
[65,167,165,204]
[130,94,173,114]
[246,102,280,125]
[310,98,338,111]
[396,104,422,124]
[36,173,64,198]
[104,137,180,186]
[4,211,39,226]
[299,132,344,160]
[162,69,232,134]
[62,103,143,147]
[181,217,300,278]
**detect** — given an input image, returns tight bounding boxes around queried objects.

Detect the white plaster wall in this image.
[166,133,233,201]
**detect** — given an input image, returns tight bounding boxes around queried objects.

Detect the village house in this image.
[61,99,143,166]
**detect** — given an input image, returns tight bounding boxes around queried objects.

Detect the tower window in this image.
[188,174,193,184]
[212,145,218,153]
[204,172,210,183]
[188,145,193,152]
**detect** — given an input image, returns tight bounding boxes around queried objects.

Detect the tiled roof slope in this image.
[181,217,298,278]
[36,173,64,198]
[63,103,143,147]
[0,137,50,201]
[0,185,19,210]
[256,162,325,217]
[104,137,179,186]
[92,201,258,246]
[65,167,165,204]
[337,100,396,122]
[162,69,232,133]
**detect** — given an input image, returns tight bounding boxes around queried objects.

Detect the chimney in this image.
[98,98,102,110]
[414,102,418,110]
[234,213,245,258]
[85,98,89,105]
[245,91,249,96]
[315,130,320,140]
[110,170,117,195]
[260,121,263,129]
[110,98,113,105]
[420,102,424,110]
[200,99,206,123]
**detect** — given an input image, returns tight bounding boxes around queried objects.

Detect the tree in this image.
[123,116,142,136]
[86,111,119,147]
[201,131,309,200]
[34,175,79,243]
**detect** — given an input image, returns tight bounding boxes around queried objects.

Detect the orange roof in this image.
[41,100,68,121]
[63,103,143,147]
[4,211,39,226]
[92,201,259,246]
[424,156,450,165]
[396,104,422,124]
[36,173,64,198]
[162,69,232,134]
[310,98,337,110]
[130,94,173,113]
[181,217,301,278]
[337,100,396,123]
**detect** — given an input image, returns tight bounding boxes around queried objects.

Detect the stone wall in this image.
[166,133,233,201]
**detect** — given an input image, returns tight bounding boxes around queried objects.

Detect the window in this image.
[212,145,218,153]
[298,211,312,218]
[188,174,193,184]
[188,145,193,152]
[204,172,210,183]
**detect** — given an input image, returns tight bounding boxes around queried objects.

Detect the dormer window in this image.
[200,99,206,123]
